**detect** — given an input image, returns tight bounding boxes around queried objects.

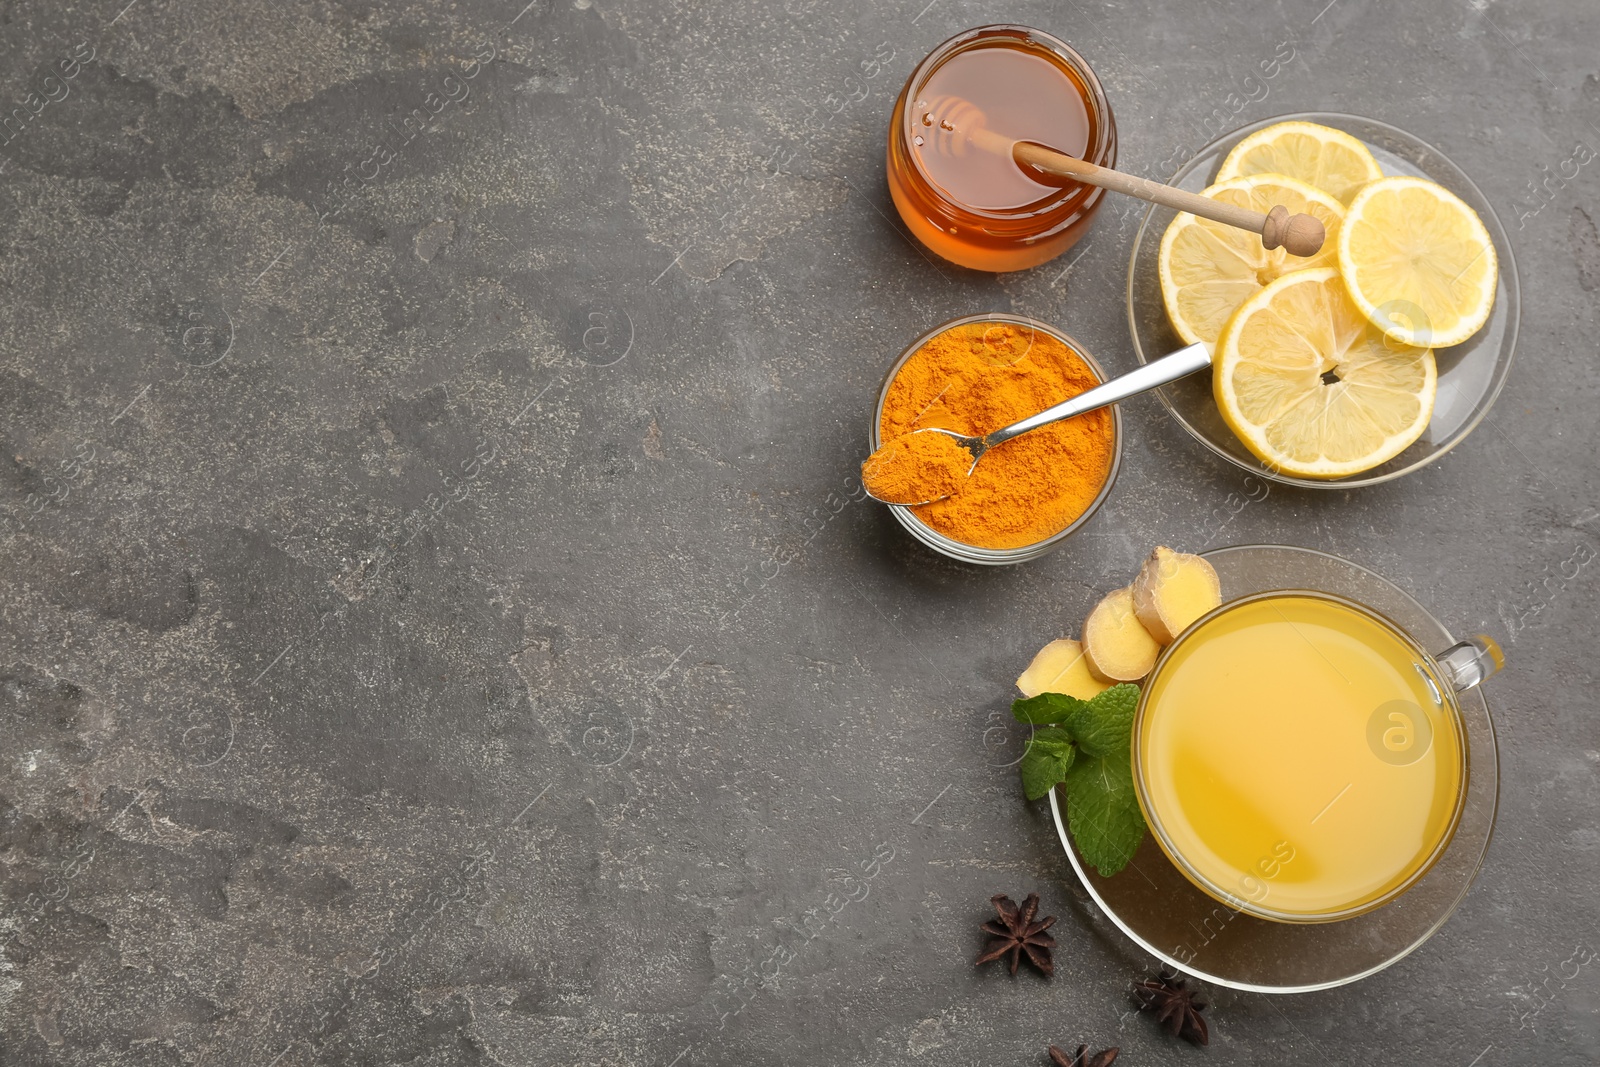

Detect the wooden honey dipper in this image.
[921,97,1327,257]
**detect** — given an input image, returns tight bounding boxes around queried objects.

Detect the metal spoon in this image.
[868,341,1212,506]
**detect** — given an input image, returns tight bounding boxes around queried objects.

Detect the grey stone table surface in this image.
[1,0,1597,1063]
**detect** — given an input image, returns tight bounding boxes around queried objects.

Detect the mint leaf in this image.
[1062,747,1144,876]
[1019,727,1076,800]
[1025,725,1077,758]
[1012,691,1088,725]
[1064,684,1139,759]
[1012,683,1146,875]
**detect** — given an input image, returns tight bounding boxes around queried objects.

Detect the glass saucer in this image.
[1125,113,1520,488]
[1048,544,1500,993]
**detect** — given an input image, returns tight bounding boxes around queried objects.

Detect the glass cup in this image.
[1132,589,1502,924]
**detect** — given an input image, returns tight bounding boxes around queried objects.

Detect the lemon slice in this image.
[1159,174,1345,350]
[1337,176,1497,349]
[1214,268,1436,479]
[1216,121,1384,205]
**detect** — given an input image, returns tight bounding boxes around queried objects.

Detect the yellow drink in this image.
[1136,592,1465,921]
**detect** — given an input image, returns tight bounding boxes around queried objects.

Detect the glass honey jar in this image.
[887,25,1117,272]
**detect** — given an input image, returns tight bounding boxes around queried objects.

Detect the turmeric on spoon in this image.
[861,429,975,506]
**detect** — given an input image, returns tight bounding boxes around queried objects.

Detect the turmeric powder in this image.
[861,429,974,505]
[877,321,1114,549]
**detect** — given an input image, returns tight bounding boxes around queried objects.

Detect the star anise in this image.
[974,892,1056,976]
[1133,969,1210,1045]
[1048,1043,1119,1067]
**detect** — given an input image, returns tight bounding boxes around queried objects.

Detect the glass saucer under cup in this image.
[1048,544,1499,993]
[1124,112,1520,489]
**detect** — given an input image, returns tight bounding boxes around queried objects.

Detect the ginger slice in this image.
[1083,586,1161,682]
[1016,638,1112,700]
[1131,546,1222,645]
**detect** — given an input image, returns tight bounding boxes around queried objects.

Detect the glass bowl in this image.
[1049,545,1500,992]
[868,314,1122,565]
[1125,113,1520,488]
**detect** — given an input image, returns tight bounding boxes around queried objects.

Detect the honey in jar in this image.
[887,25,1117,272]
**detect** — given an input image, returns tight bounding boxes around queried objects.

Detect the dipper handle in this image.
[1004,137,1327,257]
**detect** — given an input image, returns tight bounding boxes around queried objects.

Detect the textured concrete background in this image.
[2,0,1597,1064]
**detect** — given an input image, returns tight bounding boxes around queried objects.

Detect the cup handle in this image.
[1436,634,1504,692]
